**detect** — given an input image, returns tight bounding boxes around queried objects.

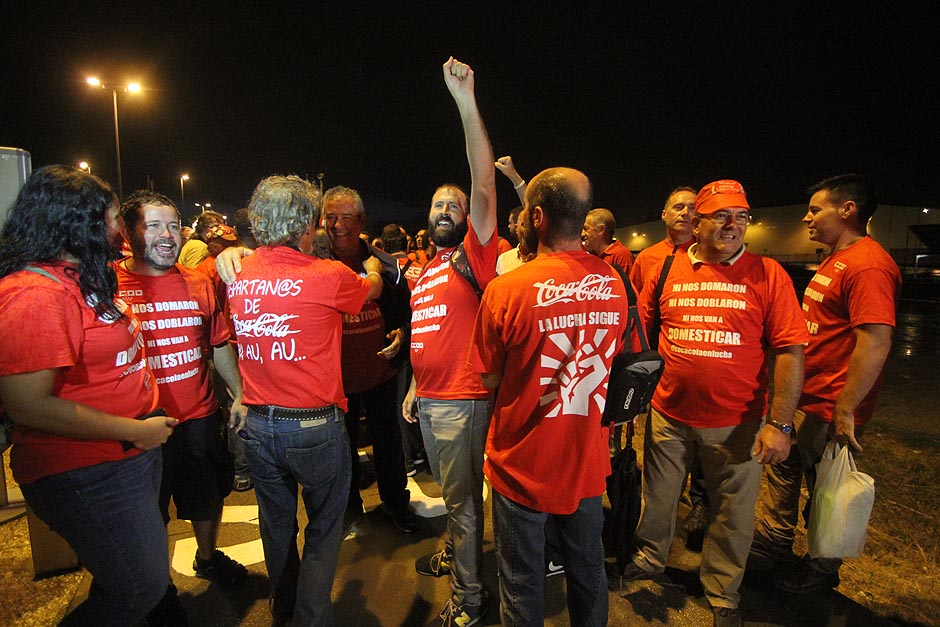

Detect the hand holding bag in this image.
[807,441,876,559]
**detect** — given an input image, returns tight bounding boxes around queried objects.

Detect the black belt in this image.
[247,404,337,421]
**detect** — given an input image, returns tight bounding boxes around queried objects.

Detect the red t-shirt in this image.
[641,248,808,428]
[469,252,628,514]
[799,237,901,424]
[0,263,157,484]
[410,219,498,399]
[334,251,396,395]
[630,238,693,293]
[227,246,370,411]
[115,262,229,420]
[599,240,635,275]
[395,254,424,291]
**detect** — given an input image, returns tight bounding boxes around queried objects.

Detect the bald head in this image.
[525,167,593,248]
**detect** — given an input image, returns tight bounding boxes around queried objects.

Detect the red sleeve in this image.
[332,263,372,315]
[845,266,898,328]
[0,279,81,376]
[468,287,506,375]
[763,259,811,349]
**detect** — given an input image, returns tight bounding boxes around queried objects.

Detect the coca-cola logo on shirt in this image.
[534,274,621,308]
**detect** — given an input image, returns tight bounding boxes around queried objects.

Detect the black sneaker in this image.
[416,547,452,577]
[748,531,798,572]
[268,596,293,626]
[545,558,565,578]
[406,461,418,477]
[681,502,709,534]
[145,584,190,627]
[435,593,489,627]
[606,560,655,591]
[232,471,253,492]
[381,502,420,533]
[773,557,840,594]
[193,549,247,586]
[712,606,742,627]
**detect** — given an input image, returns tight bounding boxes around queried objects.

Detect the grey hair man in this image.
[218,174,383,624]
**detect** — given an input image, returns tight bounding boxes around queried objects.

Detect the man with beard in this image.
[321,185,418,534]
[401,57,498,627]
[469,167,629,627]
[116,191,248,623]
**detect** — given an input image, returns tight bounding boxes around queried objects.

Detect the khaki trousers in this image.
[633,407,762,608]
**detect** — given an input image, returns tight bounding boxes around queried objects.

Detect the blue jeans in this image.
[21,449,169,627]
[239,406,350,627]
[493,490,608,627]
[417,396,490,605]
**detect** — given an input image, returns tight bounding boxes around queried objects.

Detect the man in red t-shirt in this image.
[117,191,249,620]
[400,57,498,626]
[321,186,418,534]
[630,186,712,542]
[219,175,383,625]
[756,175,901,594]
[622,180,808,625]
[470,167,630,626]
[630,187,697,291]
[582,207,634,274]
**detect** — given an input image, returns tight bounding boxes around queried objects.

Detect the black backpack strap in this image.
[648,251,676,350]
[450,242,483,298]
[611,265,650,353]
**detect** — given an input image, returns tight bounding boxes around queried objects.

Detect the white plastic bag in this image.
[807,441,875,559]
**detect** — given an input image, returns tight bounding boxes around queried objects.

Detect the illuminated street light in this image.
[180,174,190,209]
[85,76,144,199]
[78,161,91,173]
[195,202,212,214]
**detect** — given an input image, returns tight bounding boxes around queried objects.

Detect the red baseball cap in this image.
[695,180,750,215]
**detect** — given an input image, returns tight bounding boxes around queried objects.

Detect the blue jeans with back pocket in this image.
[239,406,350,626]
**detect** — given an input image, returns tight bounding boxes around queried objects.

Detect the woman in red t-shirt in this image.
[0,166,180,625]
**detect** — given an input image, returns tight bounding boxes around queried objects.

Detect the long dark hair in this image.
[0,165,121,319]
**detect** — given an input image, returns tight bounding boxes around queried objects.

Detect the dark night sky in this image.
[2,4,938,235]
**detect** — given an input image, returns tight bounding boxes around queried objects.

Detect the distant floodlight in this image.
[86,76,101,87]
[127,83,142,93]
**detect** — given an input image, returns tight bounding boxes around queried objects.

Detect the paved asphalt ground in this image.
[55,446,899,627]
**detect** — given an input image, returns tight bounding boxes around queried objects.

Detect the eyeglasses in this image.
[705,211,751,225]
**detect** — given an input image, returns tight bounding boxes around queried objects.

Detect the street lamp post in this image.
[86,77,141,199]
[78,161,91,174]
[180,174,190,210]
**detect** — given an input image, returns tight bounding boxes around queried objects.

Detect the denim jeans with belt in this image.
[417,396,491,606]
[493,490,608,627]
[239,405,350,626]
[21,448,169,627]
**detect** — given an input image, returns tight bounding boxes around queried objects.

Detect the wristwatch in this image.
[767,419,793,434]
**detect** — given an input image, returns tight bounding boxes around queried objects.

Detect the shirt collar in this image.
[687,242,746,266]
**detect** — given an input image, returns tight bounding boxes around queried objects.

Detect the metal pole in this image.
[180,178,186,209]
[112,88,123,199]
